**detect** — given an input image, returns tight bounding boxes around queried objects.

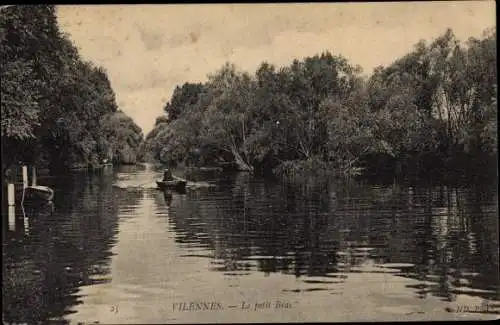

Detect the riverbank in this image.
[150,154,497,189]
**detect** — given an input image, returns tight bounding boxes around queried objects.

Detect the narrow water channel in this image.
[2,164,499,323]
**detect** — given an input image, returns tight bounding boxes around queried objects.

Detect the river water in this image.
[2,164,499,323]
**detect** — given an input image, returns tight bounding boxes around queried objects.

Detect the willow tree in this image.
[99,111,144,165]
[200,63,257,172]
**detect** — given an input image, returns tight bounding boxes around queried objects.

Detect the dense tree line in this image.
[144,28,496,178]
[1,5,143,177]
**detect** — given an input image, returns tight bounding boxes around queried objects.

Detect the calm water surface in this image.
[2,164,499,323]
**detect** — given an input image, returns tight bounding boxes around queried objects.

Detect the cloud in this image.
[56,2,495,135]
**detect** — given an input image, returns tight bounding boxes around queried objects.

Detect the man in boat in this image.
[163,169,173,181]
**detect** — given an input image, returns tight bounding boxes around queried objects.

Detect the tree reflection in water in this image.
[2,171,140,324]
[2,170,498,323]
[166,173,499,303]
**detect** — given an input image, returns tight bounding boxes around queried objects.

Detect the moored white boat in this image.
[24,185,54,202]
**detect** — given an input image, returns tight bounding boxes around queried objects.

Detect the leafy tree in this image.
[100,111,144,165]
[163,82,205,122]
[1,5,143,176]
[145,28,496,178]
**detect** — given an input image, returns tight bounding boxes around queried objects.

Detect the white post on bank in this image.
[7,183,15,206]
[22,165,28,189]
[7,183,16,231]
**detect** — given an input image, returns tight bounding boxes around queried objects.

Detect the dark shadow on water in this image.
[2,170,143,324]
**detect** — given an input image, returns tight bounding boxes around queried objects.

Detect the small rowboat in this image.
[24,185,54,202]
[156,179,187,192]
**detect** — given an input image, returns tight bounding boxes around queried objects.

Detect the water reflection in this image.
[2,167,499,323]
[2,171,140,324]
[166,174,499,303]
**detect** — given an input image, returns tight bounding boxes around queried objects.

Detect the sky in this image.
[56,2,495,135]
